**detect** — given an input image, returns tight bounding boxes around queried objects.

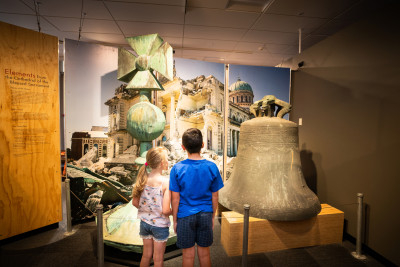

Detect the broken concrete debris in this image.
[67,141,234,222]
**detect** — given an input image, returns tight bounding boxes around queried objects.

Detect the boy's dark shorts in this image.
[176,212,213,249]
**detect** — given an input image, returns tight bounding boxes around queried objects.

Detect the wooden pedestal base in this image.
[221,204,344,256]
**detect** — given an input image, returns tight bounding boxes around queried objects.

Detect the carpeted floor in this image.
[0,217,385,267]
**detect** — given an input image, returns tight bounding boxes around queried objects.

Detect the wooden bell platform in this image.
[221,204,344,256]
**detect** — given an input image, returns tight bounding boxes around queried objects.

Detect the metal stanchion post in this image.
[97,204,104,267]
[65,178,72,233]
[352,193,367,260]
[242,204,250,267]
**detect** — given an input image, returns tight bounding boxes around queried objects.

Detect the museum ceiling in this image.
[0,0,389,67]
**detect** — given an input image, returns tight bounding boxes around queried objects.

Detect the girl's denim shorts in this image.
[139,220,170,242]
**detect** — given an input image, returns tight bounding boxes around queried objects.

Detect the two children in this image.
[132,128,224,267]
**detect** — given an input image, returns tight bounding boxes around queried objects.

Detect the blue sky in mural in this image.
[175,58,224,81]
[174,58,290,103]
[229,64,290,103]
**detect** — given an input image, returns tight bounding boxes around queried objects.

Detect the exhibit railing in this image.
[64,182,367,266]
[96,204,104,267]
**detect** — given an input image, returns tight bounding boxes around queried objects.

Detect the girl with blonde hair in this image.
[132,147,172,267]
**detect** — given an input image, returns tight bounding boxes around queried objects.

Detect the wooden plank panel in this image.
[221,204,344,256]
[0,21,61,240]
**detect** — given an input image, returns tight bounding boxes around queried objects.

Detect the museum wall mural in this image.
[63,37,291,250]
[225,64,290,180]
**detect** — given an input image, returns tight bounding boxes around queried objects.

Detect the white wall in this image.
[65,39,121,148]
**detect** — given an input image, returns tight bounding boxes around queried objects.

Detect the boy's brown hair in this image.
[182,128,203,154]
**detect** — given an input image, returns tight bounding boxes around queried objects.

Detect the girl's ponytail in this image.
[131,164,148,198]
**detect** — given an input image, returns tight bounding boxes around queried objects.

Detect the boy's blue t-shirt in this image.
[169,159,224,218]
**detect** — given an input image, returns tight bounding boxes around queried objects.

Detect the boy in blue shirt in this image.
[170,128,224,267]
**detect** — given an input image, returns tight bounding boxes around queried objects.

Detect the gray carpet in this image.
[1,217,385,267]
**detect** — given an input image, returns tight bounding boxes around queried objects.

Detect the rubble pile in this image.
[114,84,139,100]
[66,164,131,221]
[74,147,98,168]
[180,109,204,119]
[201,149,222,169]
[180,75,216,97]
[71,145,138,186]
[108,166,135,185]
[103,145,138,171]
[88,156,107,173]
[163,139,186,168]
[162,139,225,175]
[67,138,235,223]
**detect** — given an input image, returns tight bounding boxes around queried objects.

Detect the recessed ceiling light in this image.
[226,0,271,12]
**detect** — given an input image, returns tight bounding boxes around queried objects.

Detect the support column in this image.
[236,130,238,156]
[229,129,233,157]
[234,130,237,156]
[237,131,240,149]
[208,127,212,150]
[230,130,232,156]
[230,129,232,156]
[233,130,237,156]
[170,93,175,139]
[223,64,229,182]
[205,125,209,150]
[237,131,239,155]
[235,130,238,156]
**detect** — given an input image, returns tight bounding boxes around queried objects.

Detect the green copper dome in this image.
[229,78,253,92]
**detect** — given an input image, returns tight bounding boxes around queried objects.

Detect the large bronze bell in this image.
[219,96,321,221]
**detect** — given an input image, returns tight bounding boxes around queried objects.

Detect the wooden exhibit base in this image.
[221,204,344,256]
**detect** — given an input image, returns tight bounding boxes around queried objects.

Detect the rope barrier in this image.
[65,201,361,222]
[94,199,365,266]
[65,179,72,233]
[242,204,250,267]
[330,202,358,207]
[352,193,367,260]
[69,189,97,216]
[97,204,104,267]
